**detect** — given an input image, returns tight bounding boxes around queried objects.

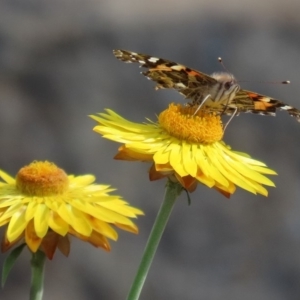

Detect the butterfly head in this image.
[210,72,240,103]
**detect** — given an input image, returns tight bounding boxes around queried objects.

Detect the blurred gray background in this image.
[0,0,300,299]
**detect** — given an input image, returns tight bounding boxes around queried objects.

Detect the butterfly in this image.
[113,49,300,122]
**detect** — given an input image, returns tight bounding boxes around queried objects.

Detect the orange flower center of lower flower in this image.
[158,103,223,144]
[16,161,69,196]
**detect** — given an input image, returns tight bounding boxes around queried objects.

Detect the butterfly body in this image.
[113,49,300,121]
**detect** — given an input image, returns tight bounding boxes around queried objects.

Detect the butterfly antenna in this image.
[218,57,230,73]
[238,80,291,85]
[218,58,291,85]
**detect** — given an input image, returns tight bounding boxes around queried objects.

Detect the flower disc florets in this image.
[158,104,223,144]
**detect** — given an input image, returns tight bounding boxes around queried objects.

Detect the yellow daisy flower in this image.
[0,161,143,259]
[91,103,277,198]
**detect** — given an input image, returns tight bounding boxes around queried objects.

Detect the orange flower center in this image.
[158,103,223,144]
[16,161,69,196]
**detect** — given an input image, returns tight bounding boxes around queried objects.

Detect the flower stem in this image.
[30,251,46,300]
[126,180,182,300]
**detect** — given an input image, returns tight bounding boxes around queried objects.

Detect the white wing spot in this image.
[148,57,160,63]
[280,105,293,110]
[170,65,184,71]
[260,97,271,102]
[175,83,187,88]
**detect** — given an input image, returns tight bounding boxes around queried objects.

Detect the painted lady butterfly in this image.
[113,49,300,122]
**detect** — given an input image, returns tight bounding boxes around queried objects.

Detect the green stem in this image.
[30,251,46,300]
[127,180,182,300]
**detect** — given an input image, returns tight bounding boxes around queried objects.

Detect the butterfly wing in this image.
[113,49,217,105]
[231,89,300,121]
[114,50,300,122]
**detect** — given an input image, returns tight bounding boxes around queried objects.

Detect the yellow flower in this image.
[0,161,143,259]
[91,103,277,198]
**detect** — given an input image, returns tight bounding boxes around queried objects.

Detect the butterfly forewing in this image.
[232,89,300,121]
[113,49,218,106]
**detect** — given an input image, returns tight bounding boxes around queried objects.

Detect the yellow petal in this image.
[90,218,118,241]
[7,209,27,241]
[48,212,69,236]
[34,204,50,238]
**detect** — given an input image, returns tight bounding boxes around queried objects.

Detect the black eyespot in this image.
[224,81,232,90]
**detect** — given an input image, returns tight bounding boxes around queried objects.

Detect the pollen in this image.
[158,103,223,144]
[16,161,69,196]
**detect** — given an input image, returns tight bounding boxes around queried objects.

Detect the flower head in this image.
[91,103,277,197]
[0,161,143,259]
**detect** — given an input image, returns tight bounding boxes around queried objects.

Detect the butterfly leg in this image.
[223,107,238,132]
[193,94,211,116]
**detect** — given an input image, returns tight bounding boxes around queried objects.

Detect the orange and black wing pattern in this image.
[113,49,217,105]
